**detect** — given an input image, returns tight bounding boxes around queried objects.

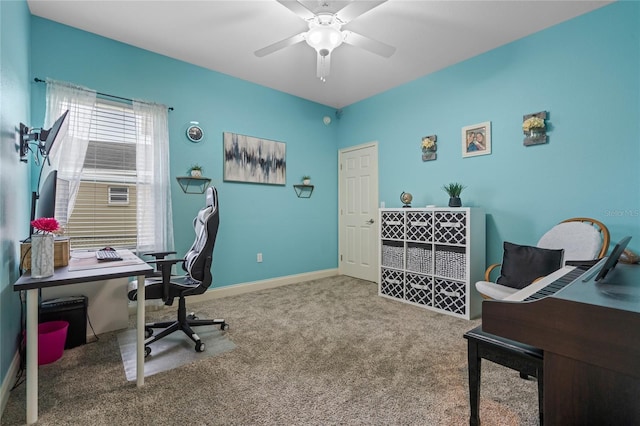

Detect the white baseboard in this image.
[129,269,339,315]
[1,350,21,419]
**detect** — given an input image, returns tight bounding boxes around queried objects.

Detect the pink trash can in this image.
[37,321,69,365]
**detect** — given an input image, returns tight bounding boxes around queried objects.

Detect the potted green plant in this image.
[189,164,203,178]
[302,175,311,185]
[442,182,466,207]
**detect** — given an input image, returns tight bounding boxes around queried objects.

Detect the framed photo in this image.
[223,132,286,185]
[462,121,491,158]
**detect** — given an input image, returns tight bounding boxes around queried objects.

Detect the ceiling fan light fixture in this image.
[305,24,343,56]
[259,2,393,82]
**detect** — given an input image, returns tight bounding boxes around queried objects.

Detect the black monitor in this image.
[36,170,58,219]
[25,110,69,237]
[38,109,69,159]
[29,170,58,237]
[19,110,70,163]
[595,236,632,281]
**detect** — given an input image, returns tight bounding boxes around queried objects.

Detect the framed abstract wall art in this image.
[223,132,286,185]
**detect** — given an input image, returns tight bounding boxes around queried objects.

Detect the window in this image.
[61,99,139,250]
[108,187,130,205]
[46,78,174,255]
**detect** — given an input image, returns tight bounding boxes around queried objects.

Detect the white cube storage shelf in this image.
[379,208,486,319]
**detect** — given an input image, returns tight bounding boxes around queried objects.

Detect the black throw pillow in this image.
[496,241,564,289]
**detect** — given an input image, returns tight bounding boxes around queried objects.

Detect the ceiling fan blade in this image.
[336,0,387,24]
[342,30,395,58]
[277,0,316,21]
[317,52,331,81]
[255,32,306,57]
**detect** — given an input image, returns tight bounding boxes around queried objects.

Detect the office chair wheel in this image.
[187,313,198,320]
[145,327,153,338]
[145,346,152,357]
[195,341,205,352]
[220,322,229,331]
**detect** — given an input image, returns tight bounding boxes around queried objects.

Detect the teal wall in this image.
[29,17,340,287]
[338,1,640,264]
[2,0,640,390]
[0,0,32,390]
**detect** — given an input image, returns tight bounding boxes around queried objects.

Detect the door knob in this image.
[366,219,374,224]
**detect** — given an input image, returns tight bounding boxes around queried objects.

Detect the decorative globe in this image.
[400,192,413,206]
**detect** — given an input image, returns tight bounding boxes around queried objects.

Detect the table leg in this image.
[26,289,38,424]
[136,274,146,387]
[468,339,481,426]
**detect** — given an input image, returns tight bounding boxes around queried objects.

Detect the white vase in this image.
[303,179,311,185]
[191,170,202,177]
[31,234,54,278]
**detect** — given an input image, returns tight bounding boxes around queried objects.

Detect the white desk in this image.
[13,250,153,424]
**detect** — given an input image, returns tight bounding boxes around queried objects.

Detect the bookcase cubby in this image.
[379,207,485,319]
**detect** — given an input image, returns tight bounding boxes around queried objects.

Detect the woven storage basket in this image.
[20,238,70,269]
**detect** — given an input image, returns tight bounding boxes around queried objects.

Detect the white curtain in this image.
[44,78,97,224]
[132,100,174,254]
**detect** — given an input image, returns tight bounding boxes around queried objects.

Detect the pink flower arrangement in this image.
[31,217,61,234]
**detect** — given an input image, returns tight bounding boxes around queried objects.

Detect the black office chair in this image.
[128,186,228,356]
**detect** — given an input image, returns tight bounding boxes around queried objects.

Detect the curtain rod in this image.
[34,78,174,111]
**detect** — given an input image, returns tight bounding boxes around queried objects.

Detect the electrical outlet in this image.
[257,253,262,263]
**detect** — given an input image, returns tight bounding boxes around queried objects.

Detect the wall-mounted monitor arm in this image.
[18,109,69,164]
[18,123,47,163]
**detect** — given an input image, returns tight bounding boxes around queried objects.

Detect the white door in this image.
[338,142,379,282]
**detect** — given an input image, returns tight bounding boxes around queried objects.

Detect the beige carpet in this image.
[1,276,538,425]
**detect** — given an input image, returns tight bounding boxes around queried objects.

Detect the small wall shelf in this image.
[176,176,211,194]
[293,184,314,198]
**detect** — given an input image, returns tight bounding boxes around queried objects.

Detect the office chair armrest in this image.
[146,258,185,304]
[142,250,177,259]
[143,251,179,274]
[148,258,184,265]
[146,258,185,273]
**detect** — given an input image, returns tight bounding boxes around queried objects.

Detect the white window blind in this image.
[61,100,140,249]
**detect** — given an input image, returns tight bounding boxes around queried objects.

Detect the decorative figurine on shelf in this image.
[400,192,413,208]
[302,175,311,185]
[442,182,466,207]
[189,164,203,177]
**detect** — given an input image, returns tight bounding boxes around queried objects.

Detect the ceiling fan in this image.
[255,0,395,82]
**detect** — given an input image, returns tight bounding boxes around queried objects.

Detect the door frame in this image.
[338,141,379,279]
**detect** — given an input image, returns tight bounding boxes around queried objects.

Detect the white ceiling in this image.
[27,0,611,108]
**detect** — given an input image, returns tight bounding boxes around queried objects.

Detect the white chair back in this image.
[537,221,602,261]
[183,186,219,283]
